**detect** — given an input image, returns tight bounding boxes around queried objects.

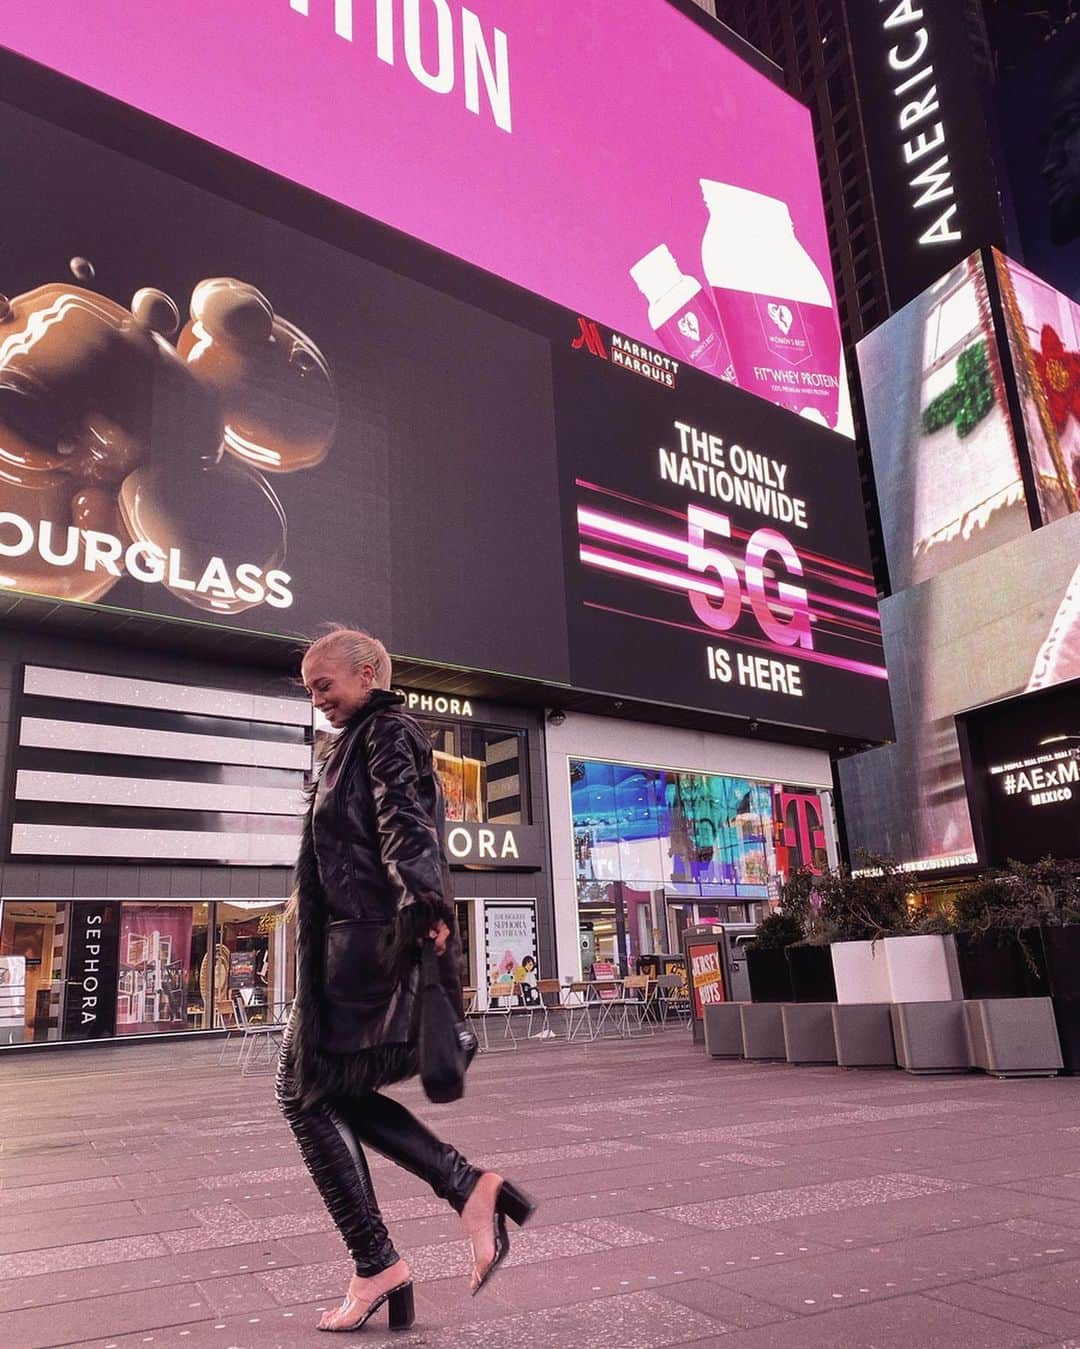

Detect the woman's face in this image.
[302,652,376,727]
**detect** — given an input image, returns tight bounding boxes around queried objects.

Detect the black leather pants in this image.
[276,1043,481,1276]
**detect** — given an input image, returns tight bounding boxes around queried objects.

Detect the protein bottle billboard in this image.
[0,0,851,434]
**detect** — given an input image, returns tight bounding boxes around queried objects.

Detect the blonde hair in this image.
[302,626,392,689]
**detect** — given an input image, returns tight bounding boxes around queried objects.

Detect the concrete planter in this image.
[703,1002,746,1058]
[890,1000,972,1074]
[831,1003,897,1068]
[781,1002,837,1065]
[786,944,837,1003]
[830,940,891,1004]
[746,948,794,1002]
[739,1003,786,1060]
[964,998,1062,1078]
[955,931,1046,1000]
[884,934,962,1003]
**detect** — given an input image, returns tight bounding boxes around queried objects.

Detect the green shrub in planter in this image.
[745,872,810,1003]
[951,873,1046,1000]
[816,853,912,944]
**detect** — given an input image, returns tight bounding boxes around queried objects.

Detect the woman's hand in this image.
[428,920,450,955]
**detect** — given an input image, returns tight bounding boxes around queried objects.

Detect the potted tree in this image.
[772,867,838,1064]
[951,871,1047,1000]
[1017,857,1080,1073]
[818,856,908,1004]
[779,867,837,1003]
[940,858,1063,1077]
[745,908,801,1002]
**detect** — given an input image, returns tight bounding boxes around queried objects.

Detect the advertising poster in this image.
[484,902,538,1005]
[227,950,259,992]
[10,920,45,969]
[555,338,891,743]
[856,253,1030,592]
[839,512,1080,869]
[0,2,849,431]
[686,938,725,1020]
[958,677,1080,867]
[995,252,1080,526]
[0,90,886,743]
[62,902,121,1040]
[115,904,193,1035]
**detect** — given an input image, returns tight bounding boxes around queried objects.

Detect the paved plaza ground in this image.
[6,1031,1080,1348]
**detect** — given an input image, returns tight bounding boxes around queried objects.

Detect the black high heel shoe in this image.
[471,1180,536,1296]
[317,1280,415,1333]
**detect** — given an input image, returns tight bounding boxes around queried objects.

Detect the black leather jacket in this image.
[302,690,459,1058]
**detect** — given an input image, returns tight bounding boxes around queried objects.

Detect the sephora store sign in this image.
[1,0,849,433]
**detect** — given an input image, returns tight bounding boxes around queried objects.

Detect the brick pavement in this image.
[5,1029,1080,1347]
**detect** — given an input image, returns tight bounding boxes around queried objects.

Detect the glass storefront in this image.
[0,898,294,1045]
[422,721,528,825]
[315,710,529,826]
[570,758,829,974]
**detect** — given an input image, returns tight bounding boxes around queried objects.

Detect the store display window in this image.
[316,708,529,826]
[569,758,828,974]
[0,897,291,1045]
[423,720,528,825]
[215,901,294,1026]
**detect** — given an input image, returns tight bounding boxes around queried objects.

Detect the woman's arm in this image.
[365,714,453,969]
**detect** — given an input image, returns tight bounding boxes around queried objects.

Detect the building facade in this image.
[0,2,891,1046]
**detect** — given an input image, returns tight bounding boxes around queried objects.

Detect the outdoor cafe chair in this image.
[589,977,627,1038]
[215,996,244,1065]
[611,974,656,1037]
[562,979,601,1042]
[479,981,524,1051]
[655,973,691,1026]
[528,978,570,1040]
[233,995,291,1075]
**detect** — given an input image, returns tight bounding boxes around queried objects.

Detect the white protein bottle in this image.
[699,180,845,431]
[629,243,736,381]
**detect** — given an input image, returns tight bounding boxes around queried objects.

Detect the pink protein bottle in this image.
[699,180,848,432]
[630,244,736,381]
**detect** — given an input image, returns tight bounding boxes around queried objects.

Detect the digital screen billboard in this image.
[994,250,1080,527]
[0,1,851,435]
[838,511,1080,870]
[856,252,1030,593]
[0,90,888,741]
[958,678,1080,868]
[554,338,889,741]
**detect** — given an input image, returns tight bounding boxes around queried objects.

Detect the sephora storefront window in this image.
[422,721,528,827]
[0,898,293,1045]
[570,757,828,974]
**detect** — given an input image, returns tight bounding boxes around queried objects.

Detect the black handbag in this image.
[418,940,477,1103]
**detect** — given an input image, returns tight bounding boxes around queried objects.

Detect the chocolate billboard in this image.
[0,0,851,434]
[0,84,890,742]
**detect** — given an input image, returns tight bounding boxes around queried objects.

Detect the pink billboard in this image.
[0,0,850,434]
